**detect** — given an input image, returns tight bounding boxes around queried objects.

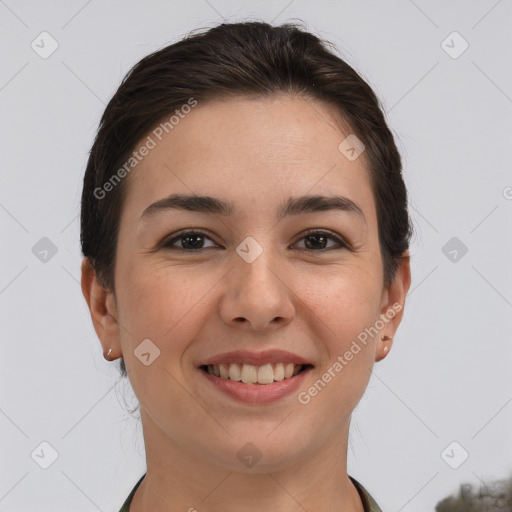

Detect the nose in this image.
[219,248,295,332]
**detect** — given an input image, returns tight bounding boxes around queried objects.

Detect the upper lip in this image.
[198,349,313,367]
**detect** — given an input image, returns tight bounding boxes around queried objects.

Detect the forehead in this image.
[121,95,376,228]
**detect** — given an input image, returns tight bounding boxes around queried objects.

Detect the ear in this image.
[80,258,122,360]
[375,250,411,362]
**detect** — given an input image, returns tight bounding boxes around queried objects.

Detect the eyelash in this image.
[161,229,349,253]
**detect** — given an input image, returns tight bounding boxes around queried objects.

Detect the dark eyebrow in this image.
[139,193,366,224]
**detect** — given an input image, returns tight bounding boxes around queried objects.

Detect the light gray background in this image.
[1,1,511,511]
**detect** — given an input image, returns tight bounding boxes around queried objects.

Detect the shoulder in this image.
[349,475,384,512]
[119,474,146,512]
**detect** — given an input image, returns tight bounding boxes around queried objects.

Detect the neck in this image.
[129,410,364,512]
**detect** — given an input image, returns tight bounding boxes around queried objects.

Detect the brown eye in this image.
[293,230,348,252]
[162,230,218,251]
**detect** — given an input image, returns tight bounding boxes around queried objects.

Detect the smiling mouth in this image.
[199,362,313,385]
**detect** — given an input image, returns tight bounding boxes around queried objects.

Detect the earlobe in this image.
[376,334,392,362]
[80,258,122,360]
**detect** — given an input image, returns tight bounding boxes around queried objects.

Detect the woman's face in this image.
[85,94,410,472]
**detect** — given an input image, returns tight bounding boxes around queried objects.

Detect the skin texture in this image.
[81,94,411,512]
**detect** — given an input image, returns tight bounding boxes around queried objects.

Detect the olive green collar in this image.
[119,473,383,511]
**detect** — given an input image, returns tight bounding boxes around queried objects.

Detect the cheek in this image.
[116,261,220,349]
[299,262,381,333]
[300,272,378,400]
[295,263,381,402]
[115,266,208,406]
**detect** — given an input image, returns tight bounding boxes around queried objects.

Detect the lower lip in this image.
[199,367,313,404]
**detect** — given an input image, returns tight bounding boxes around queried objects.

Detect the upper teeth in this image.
[206,363,302,384]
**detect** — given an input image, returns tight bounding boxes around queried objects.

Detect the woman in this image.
[80,20,412,512]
